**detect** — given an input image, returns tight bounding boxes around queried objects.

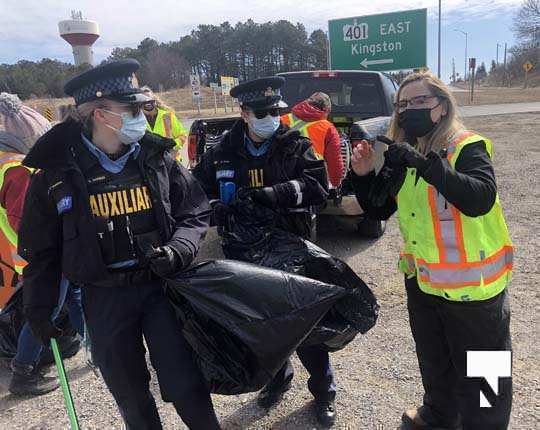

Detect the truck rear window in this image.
[281,74,384,114]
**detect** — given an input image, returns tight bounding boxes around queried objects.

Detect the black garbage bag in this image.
[166,259,347,394]
[221,196,379,351]
[0,288,81,366]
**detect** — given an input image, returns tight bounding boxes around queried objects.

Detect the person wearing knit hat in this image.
[0,92,85,396]
[0,93,51,153]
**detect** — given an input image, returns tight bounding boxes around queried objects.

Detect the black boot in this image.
[315,399,336,427]
[257,382,291,409]
[401,407,462,430]
[9,360,59,396]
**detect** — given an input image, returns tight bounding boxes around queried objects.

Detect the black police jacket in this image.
[18,120,211,311]
[192,120,328,235]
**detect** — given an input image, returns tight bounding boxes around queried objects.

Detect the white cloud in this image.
[0,0,522,63]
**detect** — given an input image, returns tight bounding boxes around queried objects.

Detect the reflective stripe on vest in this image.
[396,132,513,301]
[0,152,27,276]
[162,112,172,138]
[282,113,330,159]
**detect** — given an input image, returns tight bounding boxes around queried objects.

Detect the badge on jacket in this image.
[56,196,73,214]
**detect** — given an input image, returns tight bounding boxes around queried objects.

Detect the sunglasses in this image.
[143,101,156,112]
[252,108,280,119]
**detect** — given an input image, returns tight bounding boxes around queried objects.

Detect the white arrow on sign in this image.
[360,58,394,69]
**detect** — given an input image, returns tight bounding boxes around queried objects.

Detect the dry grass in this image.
[24,85,540,122]
[453,85,540,106]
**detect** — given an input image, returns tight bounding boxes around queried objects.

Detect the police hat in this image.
[230,76,287,109]
[64,59,152,106]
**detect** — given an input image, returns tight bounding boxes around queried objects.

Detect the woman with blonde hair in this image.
[351,71,513,430]
[141,86,187,163]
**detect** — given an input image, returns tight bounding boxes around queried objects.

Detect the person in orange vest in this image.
[141,86,187,164]
[351,72,512,430]
[281,92,344,188]
[0,92,85,396]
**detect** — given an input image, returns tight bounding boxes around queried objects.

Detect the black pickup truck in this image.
[187,70,397,238]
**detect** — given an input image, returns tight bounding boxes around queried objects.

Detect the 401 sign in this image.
[329,9,427,71]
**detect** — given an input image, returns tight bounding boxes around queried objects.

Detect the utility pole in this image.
[503,42,508,87]
[496,43,500,65]
[454,29,468,81]
[452,58,456,83]
[437,0,442,78]
[326,30,331,70]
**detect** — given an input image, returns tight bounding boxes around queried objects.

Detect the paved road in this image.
[181,102,540,132]
[459,101,540,117]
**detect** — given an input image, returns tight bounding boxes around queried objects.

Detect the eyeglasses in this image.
[143,101,156,112]
[393,95,439,110]
[252,108,280,119]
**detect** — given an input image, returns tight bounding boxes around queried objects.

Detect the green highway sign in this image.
[328,9,427,71]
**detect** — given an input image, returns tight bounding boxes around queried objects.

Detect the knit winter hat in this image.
[307,92,332,112]
[0,92,51,153]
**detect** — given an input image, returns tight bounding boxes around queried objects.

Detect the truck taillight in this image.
[312,71,338,78]
[188,134,197,166]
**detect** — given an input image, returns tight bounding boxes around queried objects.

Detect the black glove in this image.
[147,245,181,277]
[210,200,229,227]
[384,142,429,173]
[239,187,278,209]
[368,165,406,207]
[25,308,62,346]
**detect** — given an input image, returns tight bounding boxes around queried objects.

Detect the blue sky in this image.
[0,0,522,83]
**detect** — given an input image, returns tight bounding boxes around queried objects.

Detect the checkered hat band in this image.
[237,88,281,103]
[73,75,134,104]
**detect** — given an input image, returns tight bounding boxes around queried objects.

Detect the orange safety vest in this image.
[281,113,333,160]
[0,152,27,307]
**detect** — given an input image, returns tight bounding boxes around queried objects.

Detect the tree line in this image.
[0,19,329,99]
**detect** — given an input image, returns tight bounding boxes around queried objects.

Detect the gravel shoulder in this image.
[1,113,538,430]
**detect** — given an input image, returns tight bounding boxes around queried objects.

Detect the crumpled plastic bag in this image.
[166,259,347,394]
[221,196,379,351]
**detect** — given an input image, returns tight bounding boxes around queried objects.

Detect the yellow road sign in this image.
[523,61,533,73]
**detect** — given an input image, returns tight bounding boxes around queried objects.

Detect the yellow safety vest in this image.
[396,131,513,302]
[0,152,26,278]
[146,108,187,162]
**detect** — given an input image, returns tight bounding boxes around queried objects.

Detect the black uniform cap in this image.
[64,59,152,106]
[230,76,287,109]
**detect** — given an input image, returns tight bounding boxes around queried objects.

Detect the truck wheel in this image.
[357,217,386,239]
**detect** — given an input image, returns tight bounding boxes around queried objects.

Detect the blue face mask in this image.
[103,109,147,145]
[249,114,280,140]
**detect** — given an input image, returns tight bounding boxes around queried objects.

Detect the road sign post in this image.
[328,9,427,71]
[190,74,201,114]
[469,58,476,103]
[523,61,533,88]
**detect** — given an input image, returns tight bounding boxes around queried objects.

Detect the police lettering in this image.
[89,186,152,217]
[248,169,264,188]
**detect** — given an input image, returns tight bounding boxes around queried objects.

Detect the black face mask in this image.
[397,106,439,137]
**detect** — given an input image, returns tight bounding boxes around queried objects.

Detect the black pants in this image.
[406,277,512,430]
[264,345,336,402]
[82,281,220,430]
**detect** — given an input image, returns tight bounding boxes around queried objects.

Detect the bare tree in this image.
[513,0,540,46]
